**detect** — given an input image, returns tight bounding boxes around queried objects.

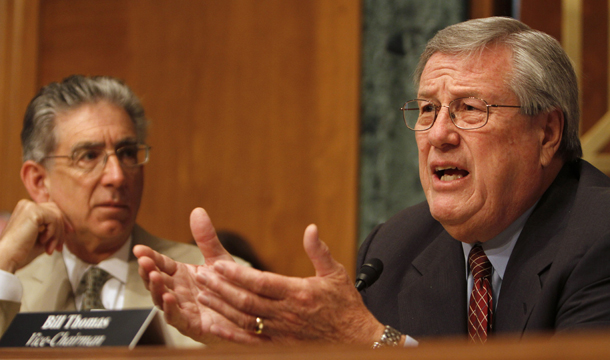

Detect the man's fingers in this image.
[209,261,295,300]
[209,323,269,345]
[198,266,283,319]
[163,288,265,345]
[198,290,259,332]
[133,244,155,260]
[134,245,179,276]
[37,219,63,252]
[161,292,194,335]
[45,238,60,255]
[137,255,157,285]
[190,208,234,263]
[302,224,340,278]
[37,202,70,237]
[199,292,275,343]
[155,254,178,276]
[149,270,174,308]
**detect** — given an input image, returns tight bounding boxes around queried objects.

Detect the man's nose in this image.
[100,152,127,185]
[427,106,460,148]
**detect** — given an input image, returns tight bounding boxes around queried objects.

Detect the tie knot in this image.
[468,245,492,280]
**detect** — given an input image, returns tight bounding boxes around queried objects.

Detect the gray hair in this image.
[414,17,582,162]
[21,75,148,163]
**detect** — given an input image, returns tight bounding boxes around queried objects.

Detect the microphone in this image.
[355,258,384,291]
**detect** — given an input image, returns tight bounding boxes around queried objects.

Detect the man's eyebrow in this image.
[416,90,435,101]
[416,91,482,102]
[70,138,138,152]
[115,138,138,148]
[416,94,439,105]
[70,141,104,151]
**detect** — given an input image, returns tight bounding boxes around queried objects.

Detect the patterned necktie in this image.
[468,245,493,343]
[77,267,111,311]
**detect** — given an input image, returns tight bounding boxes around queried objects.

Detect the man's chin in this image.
[94,205,132,219]
[92,220,135,241]
[429,207,477,240]
[429,203,467,224]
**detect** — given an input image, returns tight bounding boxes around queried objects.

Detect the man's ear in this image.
[21,160,50,203]
[539,108,564,167]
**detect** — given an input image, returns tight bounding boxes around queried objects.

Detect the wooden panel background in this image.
[473,0,610,172]
[0,0,39,205]
[0,0,361,277]
[522,0,610,171]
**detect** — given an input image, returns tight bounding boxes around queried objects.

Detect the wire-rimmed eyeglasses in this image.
[400,97,521,131]
[43,144,151,172]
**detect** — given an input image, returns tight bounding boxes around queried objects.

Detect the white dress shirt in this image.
[0,237,131,311]
[0,269,23,303]
[462,204,537,311]
[63,237,131,310]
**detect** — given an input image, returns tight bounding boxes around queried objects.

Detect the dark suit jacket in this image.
[357,160,610,340]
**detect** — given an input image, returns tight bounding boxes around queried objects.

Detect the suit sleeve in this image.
[0,269,23,337]
[0,300,20,337]
[556,230,610,331]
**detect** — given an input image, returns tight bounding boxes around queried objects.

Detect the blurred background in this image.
[1,0,609,277]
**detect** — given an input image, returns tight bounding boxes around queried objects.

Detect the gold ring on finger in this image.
[255,317,264,335]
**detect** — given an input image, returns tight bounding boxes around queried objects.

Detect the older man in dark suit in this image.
[135,17,610,346]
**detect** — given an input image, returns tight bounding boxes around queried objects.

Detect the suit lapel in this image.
[20,252,76,312]
[123,226,155,309]
[494,164,576,333]
[494,230,555,333]
[123,258,154,309]
[398,232,467,337]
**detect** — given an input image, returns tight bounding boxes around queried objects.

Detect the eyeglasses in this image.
[400,97,521,131]
[43,144,151,172]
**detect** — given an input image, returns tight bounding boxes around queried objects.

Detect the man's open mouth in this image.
[435,166,469,181]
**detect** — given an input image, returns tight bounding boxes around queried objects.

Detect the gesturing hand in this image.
[196,224,385,345]
[134,207,268,344]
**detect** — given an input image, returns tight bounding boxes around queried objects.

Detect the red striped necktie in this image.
[468,245,493,343]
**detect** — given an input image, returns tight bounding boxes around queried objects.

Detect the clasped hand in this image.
[0,200,72,274]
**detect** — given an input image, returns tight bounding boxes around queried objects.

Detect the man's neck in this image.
[65,234,130,264]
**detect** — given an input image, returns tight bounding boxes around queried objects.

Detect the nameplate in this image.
[0,308,166,349]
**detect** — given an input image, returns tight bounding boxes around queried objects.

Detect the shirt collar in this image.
[462,202,537,280]
[63,236,132,295]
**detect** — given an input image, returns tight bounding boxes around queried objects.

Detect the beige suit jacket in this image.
[0,225,205,347]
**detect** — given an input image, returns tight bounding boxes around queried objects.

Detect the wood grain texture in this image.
[581,1,608,134]
[520,0,563,42]
[0,0,39,212]
[34,0,361,277]
[1,331,610,359]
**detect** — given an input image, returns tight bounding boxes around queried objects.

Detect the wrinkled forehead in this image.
[420,44,514,81]
[418,47,514,99]
[53,101,137,151]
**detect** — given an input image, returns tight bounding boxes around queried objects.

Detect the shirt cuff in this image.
[0,269,23,302]
[403,335,419,347]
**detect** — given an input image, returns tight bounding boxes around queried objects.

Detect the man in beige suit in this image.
[0,75,207,347]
